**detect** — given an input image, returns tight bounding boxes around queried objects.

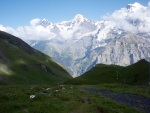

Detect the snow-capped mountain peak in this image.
[14,2,150,77]
[109,2,147,30]
[126,2,146,12]
[72,14,88,23]
[40,18,52,27]
[42,18,49,22]
[127,2,144,9]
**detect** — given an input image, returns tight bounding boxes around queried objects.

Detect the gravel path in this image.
[84,88,150,113]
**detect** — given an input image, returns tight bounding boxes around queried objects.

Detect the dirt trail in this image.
[84,88,150,113]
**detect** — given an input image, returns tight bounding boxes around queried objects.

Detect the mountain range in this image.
[1,2,150,77]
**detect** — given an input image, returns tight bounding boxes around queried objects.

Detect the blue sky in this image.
[0,0,149,28]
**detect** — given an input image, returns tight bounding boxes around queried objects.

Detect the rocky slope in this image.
[97,33,150,66]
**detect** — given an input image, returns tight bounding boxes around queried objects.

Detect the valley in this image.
[0,31,149,113]
[0,1,150,113]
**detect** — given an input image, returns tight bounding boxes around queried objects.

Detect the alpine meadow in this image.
[0,0,150,113]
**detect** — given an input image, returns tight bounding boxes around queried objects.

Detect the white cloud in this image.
[0,19,56,41]
[103,2,150,34]
[0,25,20,37]
[148,1,150,7]
[30,18,41,26]
[0,2,150,42]
[16,25,56,41]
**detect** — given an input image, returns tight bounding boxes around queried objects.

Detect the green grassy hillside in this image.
[1,84,149,113]
[0,31,72,84]
[64,59,149,85]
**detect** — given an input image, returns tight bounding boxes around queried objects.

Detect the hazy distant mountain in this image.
[0,31,72,84]
[18,2,150,77]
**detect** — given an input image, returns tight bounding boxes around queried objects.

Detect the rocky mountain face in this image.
[97,33,150,66]
[29,2,150,77]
